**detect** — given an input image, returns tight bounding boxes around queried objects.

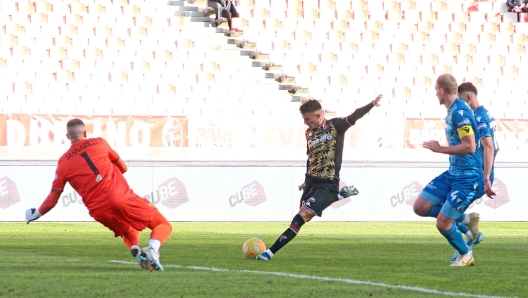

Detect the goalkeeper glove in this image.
[25,208,41,224]
[338,186,359,200]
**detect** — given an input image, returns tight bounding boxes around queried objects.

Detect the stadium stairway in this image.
[167,0,303,117]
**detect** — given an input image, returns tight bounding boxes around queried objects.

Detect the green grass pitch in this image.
[1,222,526,297]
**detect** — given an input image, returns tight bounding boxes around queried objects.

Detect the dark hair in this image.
[458,82,478,96]
[299,99,322,114]
[436,74,458,95]
[67,118,85,129]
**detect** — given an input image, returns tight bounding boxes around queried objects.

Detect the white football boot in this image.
[144,246,164,271]
[131,246,152,270]
[450,250,475,267]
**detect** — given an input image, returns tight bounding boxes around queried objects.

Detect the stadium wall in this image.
[1,162,526,222]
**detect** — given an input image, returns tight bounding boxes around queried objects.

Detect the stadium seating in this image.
[0,0,526,120]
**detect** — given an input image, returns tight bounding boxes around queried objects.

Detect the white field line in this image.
[108,260,507,298]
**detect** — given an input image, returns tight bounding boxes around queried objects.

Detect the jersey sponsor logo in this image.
[307,134,333,148]
[95,174,103,183]
[476,116,481,122]
[54,173,58,181]
[458,110,464,116]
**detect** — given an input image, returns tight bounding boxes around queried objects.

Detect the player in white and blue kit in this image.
[445,82,500,262]
[413,74,484,267]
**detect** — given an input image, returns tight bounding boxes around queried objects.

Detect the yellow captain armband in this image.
[457,125,474,138]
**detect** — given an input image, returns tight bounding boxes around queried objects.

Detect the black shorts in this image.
[300,176,339,217]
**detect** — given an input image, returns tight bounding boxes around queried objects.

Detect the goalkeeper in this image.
[25,119,172,271]
[257,96,382,260]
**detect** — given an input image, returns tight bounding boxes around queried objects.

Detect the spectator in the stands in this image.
[506,0,528,12]
[207,0,240,32]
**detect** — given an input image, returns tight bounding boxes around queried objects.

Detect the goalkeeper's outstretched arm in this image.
[25,191,61,224]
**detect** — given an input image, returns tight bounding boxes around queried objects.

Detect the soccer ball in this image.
[242,237,266,258]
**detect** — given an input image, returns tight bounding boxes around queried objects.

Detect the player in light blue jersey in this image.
[458,82,499,198]
[413,74,484,267]
[444,82,500,262]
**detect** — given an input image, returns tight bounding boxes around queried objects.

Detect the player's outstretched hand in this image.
[372,94,382,107]
[298,183,306,191]
[484,180,496,199]
[25,208,41,224]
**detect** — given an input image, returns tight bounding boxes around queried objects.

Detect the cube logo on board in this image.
[390,181,423,207]
[61,191,84,207]
[145,177,188,209]
[229,181,266,207]
[0,176,20,209]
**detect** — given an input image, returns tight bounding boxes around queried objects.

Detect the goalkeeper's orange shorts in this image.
[92,194,156,237]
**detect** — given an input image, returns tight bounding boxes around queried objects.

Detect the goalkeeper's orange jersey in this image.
[50,137,133,217]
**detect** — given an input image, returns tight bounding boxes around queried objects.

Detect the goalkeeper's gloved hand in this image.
[25,208,41,224]
[338,186,359,200]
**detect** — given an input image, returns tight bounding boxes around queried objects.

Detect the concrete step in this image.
[264,65,281,78]
[167,0,185,6]
[226,32,244,44]
[278,77,295,90]
[239,43,256,56]
[174,11,205,17]
[177,5,200,11]
[190,16,212,22]
[252,61,267,67]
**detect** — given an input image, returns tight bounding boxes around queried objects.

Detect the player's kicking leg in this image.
[257,206,312,261]
[338,185,359,200]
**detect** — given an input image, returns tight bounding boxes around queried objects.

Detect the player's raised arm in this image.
[345,95,382,126]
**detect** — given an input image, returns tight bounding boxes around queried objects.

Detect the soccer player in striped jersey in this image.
[256,95,382,261]
[25,119,172,271]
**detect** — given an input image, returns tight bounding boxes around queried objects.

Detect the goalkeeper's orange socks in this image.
[149,209,173,244]
[122,227,140,249]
